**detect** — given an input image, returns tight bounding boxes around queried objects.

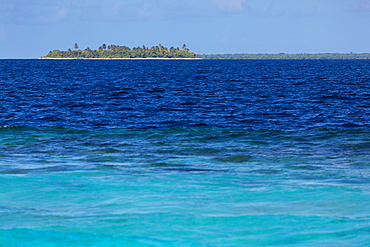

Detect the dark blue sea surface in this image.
[1,59,370,246]
[1,59,370,129]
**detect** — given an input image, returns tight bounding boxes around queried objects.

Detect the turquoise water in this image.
[2,59,370,246]
[1,126,370,246]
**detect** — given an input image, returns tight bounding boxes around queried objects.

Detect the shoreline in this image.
[39,57,201,60]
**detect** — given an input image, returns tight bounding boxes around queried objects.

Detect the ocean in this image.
[0,59,370,246]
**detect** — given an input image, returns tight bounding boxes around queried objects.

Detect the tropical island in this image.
[41,43,196,59]
[41,43,370,60]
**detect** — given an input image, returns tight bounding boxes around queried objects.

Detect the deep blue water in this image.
[2,59,370,129]
[1,59,370,246]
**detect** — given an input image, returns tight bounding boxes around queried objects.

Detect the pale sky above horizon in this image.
[1,0,370,58]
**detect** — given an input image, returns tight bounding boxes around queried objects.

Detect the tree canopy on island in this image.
[42,43,196,59]
[42,44,370,60]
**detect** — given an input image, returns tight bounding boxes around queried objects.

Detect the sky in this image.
[1,0,370,58]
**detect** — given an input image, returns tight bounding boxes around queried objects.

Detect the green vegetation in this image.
[196,53,370,59]
[42,44,370,60]
[42,43,196,59]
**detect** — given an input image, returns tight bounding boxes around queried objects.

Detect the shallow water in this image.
[1,60,370,246]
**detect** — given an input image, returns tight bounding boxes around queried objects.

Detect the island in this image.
[197,53,370,60]
[41,44,370,60]
[41,43,196,59]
